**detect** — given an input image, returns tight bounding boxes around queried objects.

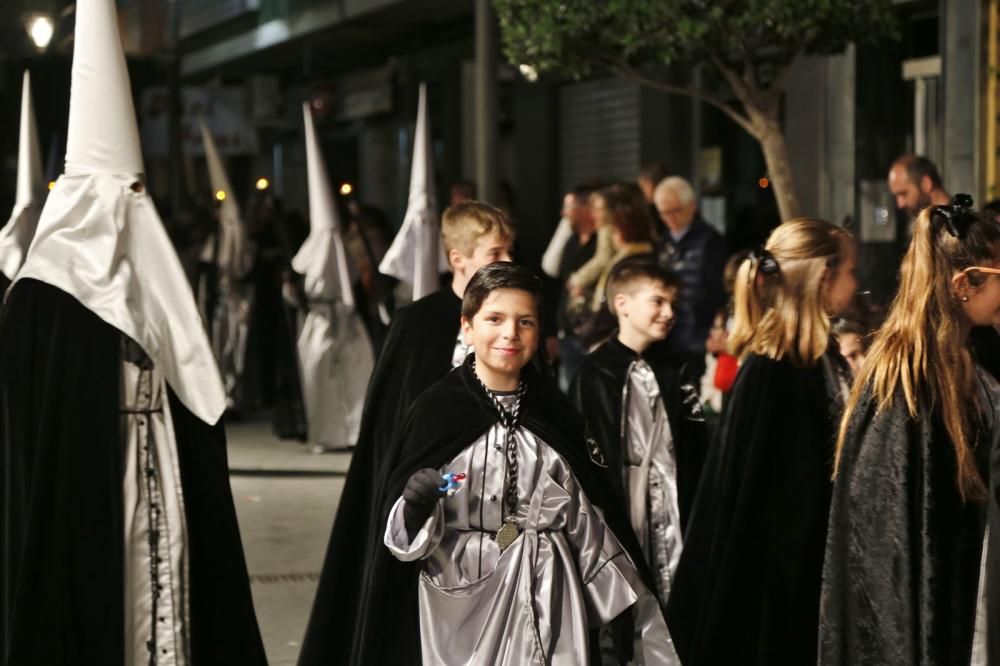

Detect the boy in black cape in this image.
[570,257,707,606]
[364,262,675,664]
[299,202,513,664]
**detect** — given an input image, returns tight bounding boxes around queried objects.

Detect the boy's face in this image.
[616,280,677,344]
[452,232,512,282]
[461,288,539,385]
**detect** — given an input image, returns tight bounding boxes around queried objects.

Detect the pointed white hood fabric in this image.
[292,103,354,308]
[200,121,252,280]
[0,71,47,279]
[378,83,449,300]
[12,0,225,424]
[293,102,374,449]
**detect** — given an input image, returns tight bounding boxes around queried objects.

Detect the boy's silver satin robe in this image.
[385,394,679,665]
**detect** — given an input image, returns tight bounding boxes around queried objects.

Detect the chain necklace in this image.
[471,357,526,551]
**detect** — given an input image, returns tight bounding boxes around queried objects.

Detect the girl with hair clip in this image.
[665,218,858,665]
[820,195,1000,666]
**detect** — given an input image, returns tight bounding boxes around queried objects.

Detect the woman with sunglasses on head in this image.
[820,196,1000,665]
[665,218,857,665]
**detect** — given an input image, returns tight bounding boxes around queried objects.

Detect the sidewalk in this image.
[226,417,351,665]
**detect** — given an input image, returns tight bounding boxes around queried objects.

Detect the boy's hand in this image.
[402,468,444,538]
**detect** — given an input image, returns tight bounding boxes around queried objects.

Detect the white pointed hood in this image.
[292,103,355,307]
[200,120,252,280]
[64,0,143,176]
[13,0,225,424]
[378,83,449,300]
[0,71,47,279]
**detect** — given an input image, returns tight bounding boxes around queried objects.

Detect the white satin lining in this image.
[122,361,189,664]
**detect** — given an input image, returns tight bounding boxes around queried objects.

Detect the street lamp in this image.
[24,14,54,51]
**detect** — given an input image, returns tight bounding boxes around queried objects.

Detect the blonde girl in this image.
[665,218,857,666]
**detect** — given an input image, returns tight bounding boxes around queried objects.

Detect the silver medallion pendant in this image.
[495,519,521,551]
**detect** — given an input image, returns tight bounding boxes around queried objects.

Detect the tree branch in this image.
[613,61,757,137]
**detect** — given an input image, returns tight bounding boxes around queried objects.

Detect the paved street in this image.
[226,418,351,666]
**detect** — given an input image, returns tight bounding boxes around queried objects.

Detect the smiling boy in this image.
[571,256,708,607]
[352,262,677,664]
[301,201,514,665]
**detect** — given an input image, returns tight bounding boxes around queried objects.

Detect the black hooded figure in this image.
[664,219,856,665]
[819,198,1000,665]
[0,0,265,660]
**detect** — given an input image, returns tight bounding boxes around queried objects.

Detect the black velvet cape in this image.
[0,279,265,665]
[569,336,708,532]
[299,287,464,665]
[319,357,658,665]
[664,353,839,665]
[818,368,998,665]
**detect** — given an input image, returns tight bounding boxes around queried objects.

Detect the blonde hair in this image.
[441,201,514,260]
[835,204,1000,501]
[729,218,853,367]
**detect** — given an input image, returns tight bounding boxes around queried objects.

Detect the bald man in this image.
[888,154,950,217]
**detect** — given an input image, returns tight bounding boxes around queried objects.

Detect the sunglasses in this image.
[963,266,1000,276]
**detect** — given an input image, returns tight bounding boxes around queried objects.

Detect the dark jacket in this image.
[657,215,727,355]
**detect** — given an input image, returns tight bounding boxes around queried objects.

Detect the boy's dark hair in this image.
[639,162,670,185]
[605,256,680,316]
[461,262,543,321]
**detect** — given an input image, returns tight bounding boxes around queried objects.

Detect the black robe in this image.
[664,353,840,665]
[0,279,265,666]
[299,287,464,666]
[818,368,997,665]
[569,336,708,531]
[337,357,657,665]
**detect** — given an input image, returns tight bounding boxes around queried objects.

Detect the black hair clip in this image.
[933,194,976,238]
[749,246,780,278]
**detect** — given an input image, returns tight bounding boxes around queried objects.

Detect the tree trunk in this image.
[755,117,802,222]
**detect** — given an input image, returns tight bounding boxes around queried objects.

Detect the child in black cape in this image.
[820,196,1000,664]
[299,202,513,664]
[365,262,676,664]
[665,218,858,665]
[570,257,707,606]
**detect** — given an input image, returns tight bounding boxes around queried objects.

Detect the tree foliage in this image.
[493,0,898,221]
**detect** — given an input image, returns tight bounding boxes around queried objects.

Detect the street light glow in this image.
[518,64,539,82]
[215,190,227,201]
[339,183,353,195]
[26,15,54,51]
[48,180,55,191]
[256,177,270,191]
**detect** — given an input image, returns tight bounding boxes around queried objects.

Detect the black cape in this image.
[569,336,708,531]
[339,357,658,665]
[664,353,839,665]
[299,287,464,665]
[0,279,265,665]
[818,368,997,665]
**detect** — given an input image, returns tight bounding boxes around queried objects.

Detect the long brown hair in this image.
[729,218,854,367]
[834,203,1000,500]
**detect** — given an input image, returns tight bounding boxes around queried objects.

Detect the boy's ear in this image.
[460,315,474,345]
[613,292,629,317]
[448,248,464,273]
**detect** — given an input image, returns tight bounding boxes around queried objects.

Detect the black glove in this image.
[402,468,444,540]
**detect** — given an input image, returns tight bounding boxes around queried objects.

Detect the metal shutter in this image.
[558,78,640,192]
